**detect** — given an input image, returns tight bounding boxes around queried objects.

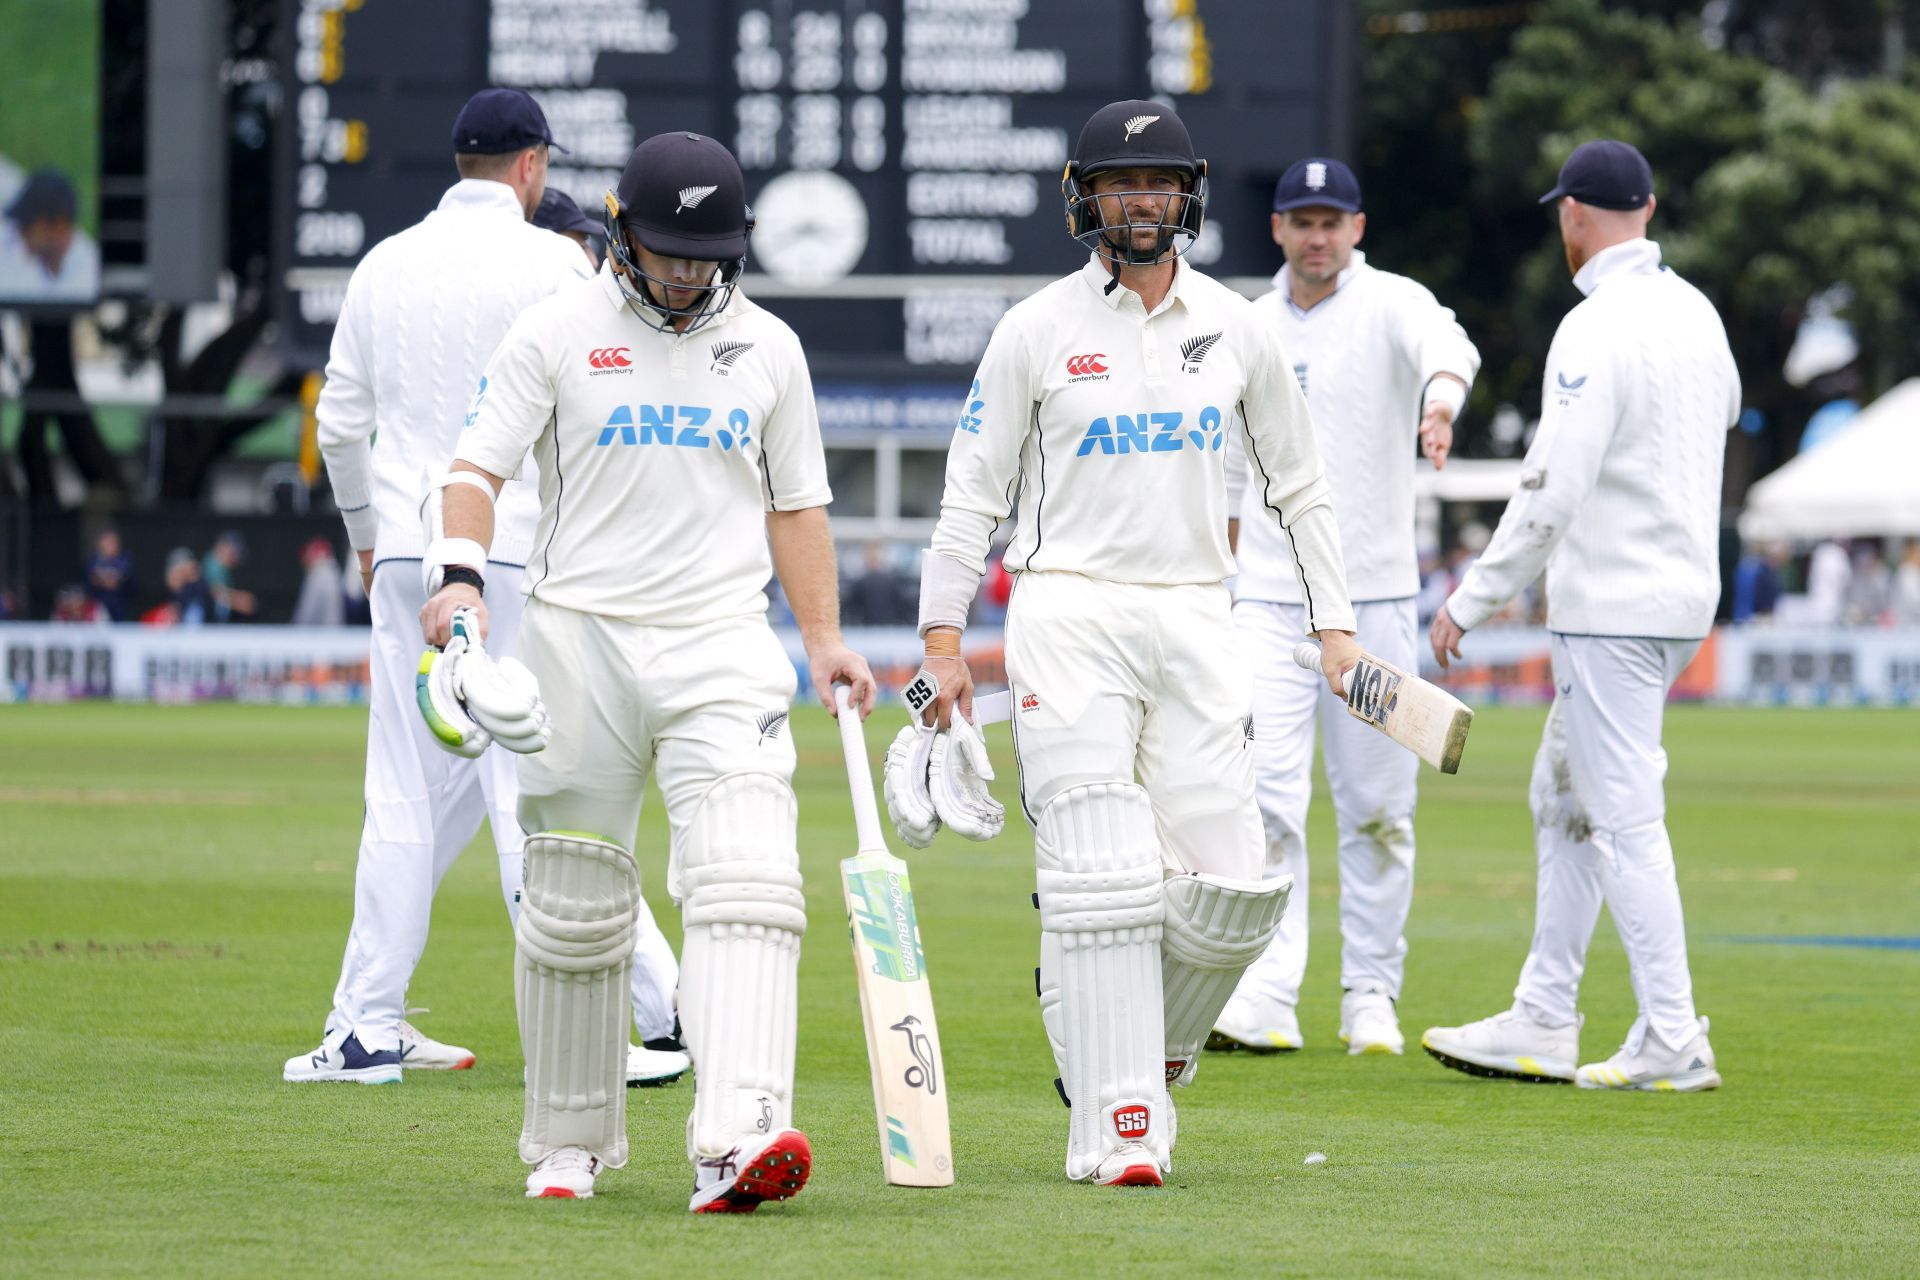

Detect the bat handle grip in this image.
[835,682,887,853]
[1292,642,1324,674]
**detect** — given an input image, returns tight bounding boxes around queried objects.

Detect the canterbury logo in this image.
[1123,114,1159,138]
[1180,332,1222,372]
[676,184,718,213]
[1557,372,1587,390]
[710,340,755,374]
[587,347,631,369]
[1065,353,1107,376]
[755,710,787,743]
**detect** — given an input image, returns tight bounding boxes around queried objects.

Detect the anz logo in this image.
[1076,405,1224,457]
[597,404,753,452]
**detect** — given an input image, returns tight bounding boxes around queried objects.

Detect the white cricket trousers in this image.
[1513,633,1703,1052]
[327,567,678,1051]
[1231,598,1420,1006]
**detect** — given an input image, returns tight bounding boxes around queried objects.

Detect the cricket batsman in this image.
[291,88,686,1088]
[907,100,1361,1186]
[1210,157,1481,1057]
[417,130,875,1204]
[1422,140,1736,1092]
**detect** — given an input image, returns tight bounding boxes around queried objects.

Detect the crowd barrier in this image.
[3,622,1916,708]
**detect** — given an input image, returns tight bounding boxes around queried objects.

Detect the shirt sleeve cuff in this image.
[1444,584,1499,632]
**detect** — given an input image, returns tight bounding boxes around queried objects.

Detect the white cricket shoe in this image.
[627,1042,689,1087]
[526,1146,602,1199]
[1421,1006,1579,1083]
[1089,1143,1164,1188]
[1576,1016,1721,1093]
[1207,994,1303,1053]
[689,1129,812,1214]
[397,1017,475,1070]
[1339,988,1405,1056]
[283,1027,402,1084]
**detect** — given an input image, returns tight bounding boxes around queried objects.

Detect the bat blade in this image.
[1294,642,1474,773]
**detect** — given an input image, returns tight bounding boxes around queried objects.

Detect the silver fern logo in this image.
[1180,331,1222,373]
[710,340,755,375]
[1123,114,1160,139]
[676,184,719,214]
[755,710,788,744]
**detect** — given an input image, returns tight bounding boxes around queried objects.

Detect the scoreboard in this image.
[279,0,1353,379]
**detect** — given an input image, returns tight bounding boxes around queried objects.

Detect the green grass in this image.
[0,0,100,237]
[2,704,1916,1276]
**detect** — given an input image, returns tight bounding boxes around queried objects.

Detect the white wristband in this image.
[917,550,983,637]
[427,537,488,573]
[1422,376,1468,419]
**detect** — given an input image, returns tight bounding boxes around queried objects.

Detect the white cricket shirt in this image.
[455,263,832,625]
[1235,252,1480,604]
[316,179,590,567]
[1448,239,1737,638]
[930,255,1355,635]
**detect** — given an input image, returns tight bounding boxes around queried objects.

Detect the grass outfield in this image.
[2,703,1915,1277]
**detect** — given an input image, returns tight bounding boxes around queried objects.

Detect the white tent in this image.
[1739,379,1920,541]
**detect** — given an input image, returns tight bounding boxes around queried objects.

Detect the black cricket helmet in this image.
[603,132,754,333]
[1062,99,1208,266]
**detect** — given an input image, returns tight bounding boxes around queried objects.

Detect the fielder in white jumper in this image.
[290,90,684,1087]
[419,132,875,1206]
[1214,158,1480,1058]
[1423,141,1735,1092]
[917,101,1361,1187]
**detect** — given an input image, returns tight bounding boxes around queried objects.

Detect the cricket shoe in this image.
[1339,988,1405,1056]
[526,1146,602,1199]
[1576,1016,1721,1093]
[627,1042,689,1088]
[397,1015,475,1070]
[689,1129,812,1213]
[283,1027,402,1084]
[1421,1006,1578,1083]
[1207,994,1303,1053]
[1089,1144,1164,1188]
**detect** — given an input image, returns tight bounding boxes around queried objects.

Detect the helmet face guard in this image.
[1062,159,1208,267]
[601,190,749,335]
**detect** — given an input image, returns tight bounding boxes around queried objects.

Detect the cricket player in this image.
[417,130,875,1204]
[1210,158,1480,1057]
[1423,141,1735,1091]
[914,101,1360,1186]
[290,89,687,1089]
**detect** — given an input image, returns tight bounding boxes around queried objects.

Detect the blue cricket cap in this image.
[452,88,566,156]
[1538,140,1652,210]
[1273,157,1361,213]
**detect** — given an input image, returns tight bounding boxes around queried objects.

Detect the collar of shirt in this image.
[1077,252,1190,317]
[592,258,741,334]
[1572,237,1662,297]
[435,178,528,218]
[1273,249,1367,319]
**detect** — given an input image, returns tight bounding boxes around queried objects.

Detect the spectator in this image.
[1804,540,1851,625]
[201,531,256,622]
[1731,541,1786,624]
[1415,546,1449,625]
[50,584,103,623]
[165,547,212,627]
[841,540,912,625]
[84,527,135,620]
[1843,541,1890,626]
[292,536,346,626]
[1892,542,1920,627]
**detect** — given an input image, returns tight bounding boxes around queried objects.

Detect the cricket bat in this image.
[833,683,955,1188]
[1294,642,1474,774]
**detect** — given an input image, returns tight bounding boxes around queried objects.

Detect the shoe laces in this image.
[540,1147,599,1175]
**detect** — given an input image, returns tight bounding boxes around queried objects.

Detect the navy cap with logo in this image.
[1538,140,1653,210]
[611,132,749,261]
[451,87,566,156]
[1273,157,1361,213]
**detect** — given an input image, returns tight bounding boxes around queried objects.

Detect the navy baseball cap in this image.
[1538,140,1652,210]
[1273,157,1361,212]
[533,188,598,237]
[452,88,566,156]
[6,169,78,224]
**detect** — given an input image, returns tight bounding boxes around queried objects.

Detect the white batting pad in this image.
[1034,782,1167,1181]
[516,832,641,1167]
[677,772,808,1160]
[1161,872,1292,1086]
